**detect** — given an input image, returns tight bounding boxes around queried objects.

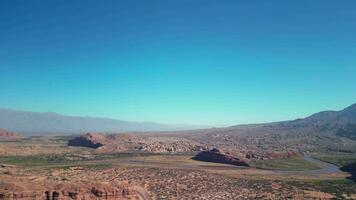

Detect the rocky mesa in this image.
[68,133,107,149]
[192,148,250,167]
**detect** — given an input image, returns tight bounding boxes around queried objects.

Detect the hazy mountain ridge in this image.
[292,103,356,125]
[0,108,205,135]
[175,103,356,154]
[280,103,356,140]
[1,103,356,139]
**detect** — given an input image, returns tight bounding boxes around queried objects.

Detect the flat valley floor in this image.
[0,136,356,200]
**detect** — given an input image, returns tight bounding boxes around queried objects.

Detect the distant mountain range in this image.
[279,103,356,139]
[198,103,356,153]
[0,108,206,135]
[226,103,356,135]
[290,103,356,125]
[1,103,355,139]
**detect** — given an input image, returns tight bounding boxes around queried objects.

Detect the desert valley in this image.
[1,104,356,199]
[2,1,356,199]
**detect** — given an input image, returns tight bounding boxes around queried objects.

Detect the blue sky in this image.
[1,0,356,126]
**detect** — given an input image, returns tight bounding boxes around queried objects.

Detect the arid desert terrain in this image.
[1,104,356,199]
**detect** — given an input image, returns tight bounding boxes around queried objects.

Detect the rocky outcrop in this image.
[0,129,19,140]
[266,150,302,159]
[68,133,107,149]
[193,148,250,167]
[68,133,207,153]
[139,141,207,153]
[0,182,141,200]
[245,150,302,160]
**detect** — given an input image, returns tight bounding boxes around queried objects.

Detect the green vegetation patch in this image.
[311,152,356,167]
[48,163,112,170]
[0,152,161,168]
[83,163,112,170]
[0,154,72,167]
[253,157,320,171]
[0,154,116,170]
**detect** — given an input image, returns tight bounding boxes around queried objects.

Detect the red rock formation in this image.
[0,129,19,140]
[193,148,250,167]
[0,182,141,200]
[245,150,302,160]
[68,133,107,148]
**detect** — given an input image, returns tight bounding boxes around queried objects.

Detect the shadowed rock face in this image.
[341,162,356,181]
[192,148,250,167]
[68,133,106,149]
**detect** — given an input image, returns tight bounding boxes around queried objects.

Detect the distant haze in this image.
[1,103,356,136]
[0,108,207,135]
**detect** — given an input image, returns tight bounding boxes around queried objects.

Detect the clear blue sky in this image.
[1,0,355,126]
